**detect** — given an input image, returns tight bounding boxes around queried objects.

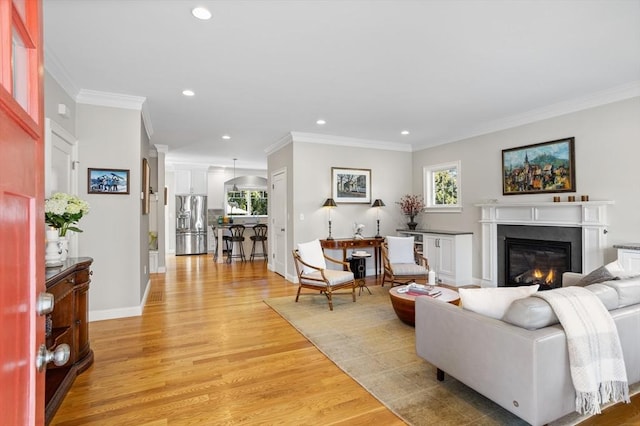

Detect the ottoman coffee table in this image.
[389,285,460,326]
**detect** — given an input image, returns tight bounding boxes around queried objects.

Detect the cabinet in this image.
[175,169,208,194]
[397,230,472,286]
[45,257,94,424]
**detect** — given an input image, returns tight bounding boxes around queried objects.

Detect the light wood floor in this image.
[50,256,639,425]
[50,255,405,425]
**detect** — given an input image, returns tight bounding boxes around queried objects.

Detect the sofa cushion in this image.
[578,265,617,286]
[458,285,539,320]
[605,259,639,279]
[601,276,640,307]
[502,296,559,330]
[503,283,620,330]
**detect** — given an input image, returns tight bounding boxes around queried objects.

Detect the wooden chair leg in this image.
[295,286,302,302]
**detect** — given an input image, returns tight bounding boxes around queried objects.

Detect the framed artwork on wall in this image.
[331,167,371,204]
[502,137,575,195]
[88,168,130,194]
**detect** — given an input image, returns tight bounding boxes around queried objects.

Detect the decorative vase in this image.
[407,216,418,230]
[58,236,69,261]
[45,228,62,267]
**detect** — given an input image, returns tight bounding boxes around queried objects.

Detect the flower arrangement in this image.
[45,192,90,237]
[398,194,425,218]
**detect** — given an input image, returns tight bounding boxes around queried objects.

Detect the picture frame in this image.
[502,137,575,195]
[142,158,150,215]
[88,168,130,194]
[331,167,371,204]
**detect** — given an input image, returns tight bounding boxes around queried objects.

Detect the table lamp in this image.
[323,198,337,240]
[371,199,385,237]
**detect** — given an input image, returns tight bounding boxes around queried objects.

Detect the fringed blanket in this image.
[534,286,630,415]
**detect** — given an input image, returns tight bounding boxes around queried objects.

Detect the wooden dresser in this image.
[45,257,94,424]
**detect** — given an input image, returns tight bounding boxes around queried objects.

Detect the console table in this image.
[45,257,94,424]
[320,237,383,279]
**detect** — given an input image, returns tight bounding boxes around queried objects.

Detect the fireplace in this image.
[505,238,571,290]
[478,201,610,287]
[497,225,582,289]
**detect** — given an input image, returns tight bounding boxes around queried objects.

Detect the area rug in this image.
[264,285,639,426]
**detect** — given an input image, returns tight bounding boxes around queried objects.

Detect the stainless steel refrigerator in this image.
[175,194,208,255]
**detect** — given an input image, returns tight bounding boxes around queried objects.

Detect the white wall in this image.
[412,96,640,280]
[268,134,413,280]
[44,72,75,136]
[76,103,144,319]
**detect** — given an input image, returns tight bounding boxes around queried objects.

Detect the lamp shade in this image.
[371,199,385,207]
[323,198,337,207]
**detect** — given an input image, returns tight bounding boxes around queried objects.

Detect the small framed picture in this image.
[331,167,371,204]
[88,168,130,194]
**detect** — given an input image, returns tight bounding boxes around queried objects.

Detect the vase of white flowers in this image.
[45,193,90,260]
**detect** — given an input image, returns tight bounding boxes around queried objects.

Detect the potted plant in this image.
[398,194,425,230]
[45,193,90,260]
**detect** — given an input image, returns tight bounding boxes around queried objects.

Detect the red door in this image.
[0,0,45,424]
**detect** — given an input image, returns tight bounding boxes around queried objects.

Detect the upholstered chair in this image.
[292,239,356,310]
[381,236,429,287]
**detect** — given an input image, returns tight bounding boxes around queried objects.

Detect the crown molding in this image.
[417,81,640,150]
[141,102,154,139]
[44,46,80,98]
[290,132,412,152]
[264,133,293,156]
[76,89,146,110]
[154,144,169,153]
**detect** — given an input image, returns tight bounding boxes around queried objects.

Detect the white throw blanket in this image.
[534,286,630,415]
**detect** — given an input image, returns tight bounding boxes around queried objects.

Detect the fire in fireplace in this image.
[505,238,571,290]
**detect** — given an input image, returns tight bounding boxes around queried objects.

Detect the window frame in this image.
[423,160,462,213]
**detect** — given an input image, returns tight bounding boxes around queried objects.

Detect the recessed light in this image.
[192,7,212,20]
[222,135,231,140]
[401,130,410,135]
[316,119,326,125]
[182,89,195,96]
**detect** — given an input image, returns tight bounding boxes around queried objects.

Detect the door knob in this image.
[36,292,54,315]
[35,343,70,372]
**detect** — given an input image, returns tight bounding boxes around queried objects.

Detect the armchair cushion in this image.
[391,263,428,276]
[386,236,415,264]
[301,269,355,287]
[297,239,326,274]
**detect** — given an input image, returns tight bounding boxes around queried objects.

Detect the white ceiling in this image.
[43,0,640,170]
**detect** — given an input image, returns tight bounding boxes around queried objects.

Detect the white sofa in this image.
[415,272,640,426]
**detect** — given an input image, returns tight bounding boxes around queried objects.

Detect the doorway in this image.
[271,168,287,277]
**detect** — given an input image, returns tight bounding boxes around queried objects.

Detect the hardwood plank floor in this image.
[50,255,639,425]
[50,255,405,425]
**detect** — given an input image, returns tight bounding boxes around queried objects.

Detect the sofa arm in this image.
[562,272,584,287]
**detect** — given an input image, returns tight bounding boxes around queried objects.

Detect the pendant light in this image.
[232,158,239,192]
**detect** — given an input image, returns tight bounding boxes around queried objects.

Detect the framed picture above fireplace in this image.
[502,137,575,195]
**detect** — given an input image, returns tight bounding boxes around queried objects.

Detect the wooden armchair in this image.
[292,239,356,311]
[381,236,430,287]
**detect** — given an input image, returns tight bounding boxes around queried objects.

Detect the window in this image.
[226,189,268,216]
[424,161,462,212]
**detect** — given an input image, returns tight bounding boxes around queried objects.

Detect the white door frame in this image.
[270,167,287,277]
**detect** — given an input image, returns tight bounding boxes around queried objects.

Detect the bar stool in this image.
[250,224,268,261]
[227,224,246,263]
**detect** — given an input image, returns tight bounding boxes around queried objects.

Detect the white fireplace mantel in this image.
[476,201,613,287]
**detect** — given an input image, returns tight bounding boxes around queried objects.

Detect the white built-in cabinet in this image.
[397,229,473,286]
[175,169,208,195]
[615,245,640,274]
